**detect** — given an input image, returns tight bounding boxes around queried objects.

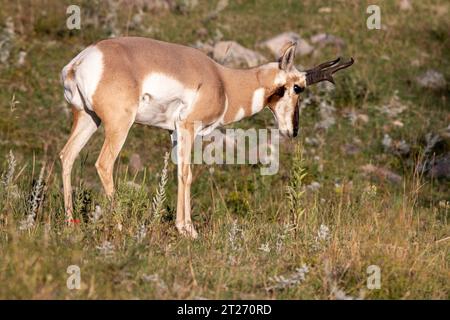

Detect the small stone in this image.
[213,41,266,67]
[260,32,314,57]
[193,41,214,56]
[196,27,208,38]
[428,154,450,179]
[399,0,412,11]
[361,164,402,184]
[318,7,332,13]
[342,143,360,156]
[306,181,321,192]
[129,153,143,173]
[382,134,393,149]
[416,69,446,90]
[17,51,27,66]
[392,120,404,128]
[310,33,345,50]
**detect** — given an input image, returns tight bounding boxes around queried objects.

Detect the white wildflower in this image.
[266,265,309,291]
[16,50,26,66]
[10,93,19,112]
[258,242,271,253]
[276,223,294,253]
[306,181,321,192]
[96,241,115,257]
[228,220,243,264]
[330,283,364,300]
[19,165,45,231]
[1,150,16,187]
[135,223,147,243]
[317,224,330,242]
[142,273,168,291]
[151,152,170,223]
[89,205,102,223]
[0,17,15,64]
[363,184,377,199]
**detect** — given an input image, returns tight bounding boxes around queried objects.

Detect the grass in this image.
[0,0,449,299]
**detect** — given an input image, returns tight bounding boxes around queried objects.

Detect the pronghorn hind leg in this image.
[95,108,135,200]
[60,107,100,223]
[175,121,198,238]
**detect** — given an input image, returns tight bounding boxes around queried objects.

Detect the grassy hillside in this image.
[0,0,448,299]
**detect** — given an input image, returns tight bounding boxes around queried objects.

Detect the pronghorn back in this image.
[61,37,224,131]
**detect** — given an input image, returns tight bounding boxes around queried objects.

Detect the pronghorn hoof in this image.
[176,223,198,239]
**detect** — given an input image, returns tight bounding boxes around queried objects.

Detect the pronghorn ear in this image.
[279,41,297,71]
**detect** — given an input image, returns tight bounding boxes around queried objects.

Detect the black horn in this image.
[305,57,354,86]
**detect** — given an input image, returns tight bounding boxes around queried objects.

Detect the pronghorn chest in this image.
[135,73,198,130]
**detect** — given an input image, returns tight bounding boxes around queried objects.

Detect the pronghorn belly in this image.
[135,95,185,130]
[136,72,199,130]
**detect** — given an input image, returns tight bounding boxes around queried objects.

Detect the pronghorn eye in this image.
[293,84,304,94]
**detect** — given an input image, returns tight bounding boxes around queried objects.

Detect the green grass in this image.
[0,0,449,299]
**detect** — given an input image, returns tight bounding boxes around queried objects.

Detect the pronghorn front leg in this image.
[175,121,198,238]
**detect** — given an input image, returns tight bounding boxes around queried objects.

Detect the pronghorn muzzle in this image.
[292,99,300,137]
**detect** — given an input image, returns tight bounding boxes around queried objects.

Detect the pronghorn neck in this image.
[219,63,279,125]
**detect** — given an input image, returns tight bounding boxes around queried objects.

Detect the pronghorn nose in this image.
[293,104,300,137]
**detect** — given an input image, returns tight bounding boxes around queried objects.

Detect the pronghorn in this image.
[60,37,353,238]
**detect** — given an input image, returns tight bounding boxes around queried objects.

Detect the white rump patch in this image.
[72,46,104,110]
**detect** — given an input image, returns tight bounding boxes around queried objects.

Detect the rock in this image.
[382,134,393,150]
[396,140,411,156]
[416,69,446,90]
[129,153,143,173]
[306,181,321,192]
[399,0,412,11]
[310,33,345,50]
[203,0,229,21]
[342,143,360,156]
[260,32,314,57]
[361,164,402,184]
[424,132,443,155]
[193,41,214,56]
[16,51,26,66]
[442,124,450,139]
[318,7,332,13]
[305,136,320,146]
[382,134,410,156]
[315,100,336,131]
[139,0,176,12]
[428,153,450,179]
[342,109,369,126]
[376,91,408,118]
[195,27,208,38]
[213,41,266,68]
[392,120,404,128]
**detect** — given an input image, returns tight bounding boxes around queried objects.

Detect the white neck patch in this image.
[251,87,265,115]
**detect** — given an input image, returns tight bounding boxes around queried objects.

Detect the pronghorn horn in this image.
[305,57,354,85]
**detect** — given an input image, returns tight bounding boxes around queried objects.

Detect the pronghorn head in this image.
[266,41,354,138]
